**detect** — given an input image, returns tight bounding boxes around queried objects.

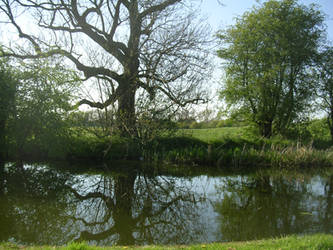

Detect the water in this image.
[0,161,332,246]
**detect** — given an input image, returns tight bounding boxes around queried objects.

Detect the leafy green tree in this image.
[316,46,333,142]
[9,58,80,159]
[218,0,325,137]
[0,57,17,160]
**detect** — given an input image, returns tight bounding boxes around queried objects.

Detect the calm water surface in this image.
[0,161,332,246]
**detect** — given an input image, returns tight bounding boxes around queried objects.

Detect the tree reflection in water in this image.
[0,162,207,246]
[69,169,204,245]
[213,170,333,241]
[0,162,75,245]
[1,163,333,246]
[324,174,333,233]
[0,161,11,241]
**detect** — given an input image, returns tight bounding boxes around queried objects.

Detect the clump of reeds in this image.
[148,139,333,169]
[214,142,333,169]
[262,142,333,168]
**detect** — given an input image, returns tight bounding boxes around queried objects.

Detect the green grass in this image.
[178,127,249,143]
[1,234,333,249]
[64,126,333,168]
[8,124,333,168]
[161,126,333,168]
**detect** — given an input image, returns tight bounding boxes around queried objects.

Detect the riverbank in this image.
[1,234,333,249]
[5,127,333,169]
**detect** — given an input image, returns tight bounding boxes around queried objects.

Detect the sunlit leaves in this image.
[218,0,325,137]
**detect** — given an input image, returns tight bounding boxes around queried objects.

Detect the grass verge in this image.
[1,234,333,250]
[7,126,333,169]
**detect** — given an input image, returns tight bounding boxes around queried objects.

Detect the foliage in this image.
[276,118,331,148]
[315,45,333,141]
[0,56,17,160]
[218,0,325,137]
[7,58,80,159]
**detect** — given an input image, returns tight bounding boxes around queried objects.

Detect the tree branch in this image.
[139,0,181,19]
[76,85,123,109]
[1,48,122,82]
[69,0,128,64]
[0,0,41,53]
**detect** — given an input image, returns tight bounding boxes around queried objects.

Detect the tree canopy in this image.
[218,0,325,137]
[0,56,17,159]
[10,59,80,158]
[0,0,212,136]
[316,46,333,141]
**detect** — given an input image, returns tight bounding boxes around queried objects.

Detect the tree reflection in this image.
[0,163,206,246]
[214,170,333,241]
[0,162,75,244]
[69,169,203,245]
[2,163,333,245]
[0,161,12,241]
[323,174,333,233]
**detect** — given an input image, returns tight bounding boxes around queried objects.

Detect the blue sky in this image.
[201,0,333,41]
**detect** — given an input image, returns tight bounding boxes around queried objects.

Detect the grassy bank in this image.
[1,234,333,249]
[7,126,333,169]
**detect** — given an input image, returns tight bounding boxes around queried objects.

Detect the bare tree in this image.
[0,0,212,135]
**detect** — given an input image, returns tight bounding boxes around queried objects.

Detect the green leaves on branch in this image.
[218,0,326,138]
[0,57,17,159]
[3,57,81,159]
[315,46,333,141]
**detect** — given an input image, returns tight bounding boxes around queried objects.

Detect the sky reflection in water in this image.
[0,162,332,246]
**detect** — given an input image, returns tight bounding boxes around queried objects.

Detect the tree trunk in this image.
[259,120,273,138]
[328,111,333,143]
[114,173,137,245]
[0,120,5,160]
[0,161,4,195]
[117,82,137,137]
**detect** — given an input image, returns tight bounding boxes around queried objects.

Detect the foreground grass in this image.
[1,234,333,250]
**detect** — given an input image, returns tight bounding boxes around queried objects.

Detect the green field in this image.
[178,127,249,143]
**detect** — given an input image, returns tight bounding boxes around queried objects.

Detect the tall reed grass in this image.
[150,139,333,169]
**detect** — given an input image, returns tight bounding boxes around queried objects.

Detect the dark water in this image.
[0,161,332,246]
